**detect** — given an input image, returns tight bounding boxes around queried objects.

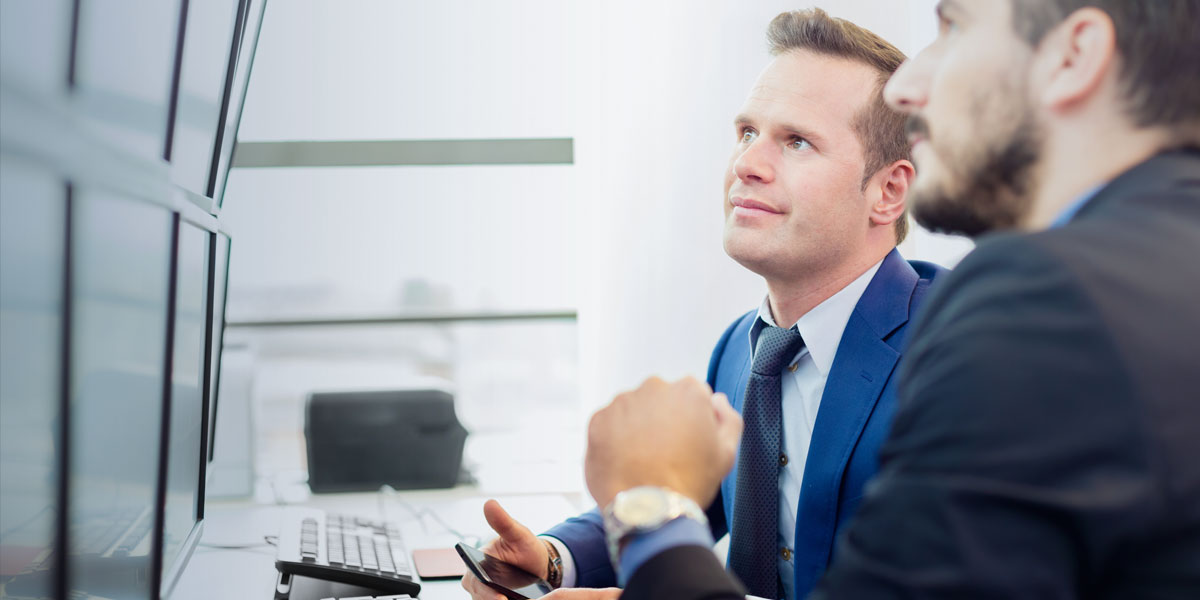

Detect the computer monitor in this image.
[73,0,183,162]
[3,0,258,596]
[67,189,174,599]
[206,232,232,468]
[169,0,243,201]
[212,0,269,206]
[0,158,67,600]
[159,218,213,598]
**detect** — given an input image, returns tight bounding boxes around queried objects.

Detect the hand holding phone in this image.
[455,542,553,600]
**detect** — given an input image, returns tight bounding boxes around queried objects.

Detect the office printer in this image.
[304,389,468,492]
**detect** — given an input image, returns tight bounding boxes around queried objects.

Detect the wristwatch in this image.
[601,486,708,568]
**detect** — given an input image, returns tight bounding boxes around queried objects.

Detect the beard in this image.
[908,89,1043,238]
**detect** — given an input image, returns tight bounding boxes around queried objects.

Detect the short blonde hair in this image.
[767,9,911,243]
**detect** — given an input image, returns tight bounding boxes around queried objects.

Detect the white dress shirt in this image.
[750,259,881,600]
[545,258,883,598]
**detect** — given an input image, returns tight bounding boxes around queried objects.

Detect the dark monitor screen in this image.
[0,159,66,600]
[160,220,211,597]
[212,0,268,206]
[207,232,231,464]
[67,190,173,599]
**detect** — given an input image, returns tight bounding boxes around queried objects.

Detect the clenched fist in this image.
[584,376,743,509]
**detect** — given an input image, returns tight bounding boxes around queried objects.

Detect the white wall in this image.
[226,0,969,425]
[566,0,969,410]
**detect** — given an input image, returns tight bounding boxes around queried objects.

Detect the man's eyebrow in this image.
[779,123,825,145]
[733,114,825,144]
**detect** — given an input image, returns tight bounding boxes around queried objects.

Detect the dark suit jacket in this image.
[550,249,943,598]
[621,149,1200,600]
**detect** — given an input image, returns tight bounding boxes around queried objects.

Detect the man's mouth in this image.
[905,116,931,149]
[730,197,782,214]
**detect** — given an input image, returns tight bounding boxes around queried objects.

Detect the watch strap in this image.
[542,538,563,588]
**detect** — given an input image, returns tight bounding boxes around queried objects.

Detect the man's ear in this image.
[1030,7,1117,114]
[868,159,913,228]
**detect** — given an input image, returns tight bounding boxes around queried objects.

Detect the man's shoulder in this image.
[913,232,1081,333]
[726,308,758,331]
[709,309,756,360]
[907,258,948,283]
[705,309,756,389]
[930,199,1200,326]
[850,250,948,343]
[899,230,1135,409]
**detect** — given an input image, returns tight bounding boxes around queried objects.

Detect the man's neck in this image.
[1028,121,1172,230]
[764,250,889,328]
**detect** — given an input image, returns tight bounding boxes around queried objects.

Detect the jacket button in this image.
[781,547,792,561]
[779,453,788,467]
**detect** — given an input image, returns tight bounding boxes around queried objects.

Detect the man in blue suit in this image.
[461,10,944,600]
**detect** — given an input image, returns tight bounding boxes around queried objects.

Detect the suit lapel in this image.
[791,249,916,587]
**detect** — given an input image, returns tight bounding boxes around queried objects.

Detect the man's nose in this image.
[733,139,775,184]
[884,53,929,114]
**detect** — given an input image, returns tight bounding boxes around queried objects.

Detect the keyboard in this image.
[275,508,421,597]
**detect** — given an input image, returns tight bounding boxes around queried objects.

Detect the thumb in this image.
[483,499,531,542]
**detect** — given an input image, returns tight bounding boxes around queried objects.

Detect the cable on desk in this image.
[377,484,482,547]
[198,535,277,550]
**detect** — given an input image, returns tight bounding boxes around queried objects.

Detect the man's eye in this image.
[789,138,812,151]
[740,129,757,144]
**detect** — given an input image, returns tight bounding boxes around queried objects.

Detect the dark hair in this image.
[1010,0,1200,144]
[767,8,911,244]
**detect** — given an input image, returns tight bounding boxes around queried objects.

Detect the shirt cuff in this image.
[539,535,577,588]
[617,517,714,587]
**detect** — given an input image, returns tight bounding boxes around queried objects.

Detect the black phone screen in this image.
[455,543,552,600]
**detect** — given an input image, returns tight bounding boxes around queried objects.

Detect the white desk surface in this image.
[173,486,585,600]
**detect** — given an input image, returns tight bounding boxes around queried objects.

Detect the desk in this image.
[173,487,585,599]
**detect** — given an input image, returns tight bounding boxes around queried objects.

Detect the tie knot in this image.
[751,325,805,376]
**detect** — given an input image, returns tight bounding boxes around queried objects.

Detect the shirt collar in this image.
[1050,183,1106,228]
[748,259,884,376]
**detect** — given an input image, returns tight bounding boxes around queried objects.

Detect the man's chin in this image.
[911,181,1029,239]
[723,238,775,275]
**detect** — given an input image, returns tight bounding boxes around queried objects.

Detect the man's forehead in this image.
[741,51,876,118]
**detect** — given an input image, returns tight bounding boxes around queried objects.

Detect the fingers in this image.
[482,499,531,543]
[711,392,743,437]
[461,572,505,600]
[678,375,713,395]
[711,392,743,474]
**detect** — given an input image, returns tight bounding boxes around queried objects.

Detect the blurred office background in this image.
[0,0,968,504]
[219,0,969,498]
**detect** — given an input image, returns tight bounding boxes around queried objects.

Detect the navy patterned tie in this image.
[730,324,804,599]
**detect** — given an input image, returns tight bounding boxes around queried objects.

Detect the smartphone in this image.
[454,542,552,600]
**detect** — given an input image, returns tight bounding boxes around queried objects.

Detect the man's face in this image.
[723,50,880,282]
[884,0,1042,237]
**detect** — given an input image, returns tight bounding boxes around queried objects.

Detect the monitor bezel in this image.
[212,0,268,208]
[158,209,220,600]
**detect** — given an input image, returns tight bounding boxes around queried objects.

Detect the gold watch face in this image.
[613,488,671,528]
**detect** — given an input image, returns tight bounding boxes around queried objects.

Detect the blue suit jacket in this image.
[545,249,944,598]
